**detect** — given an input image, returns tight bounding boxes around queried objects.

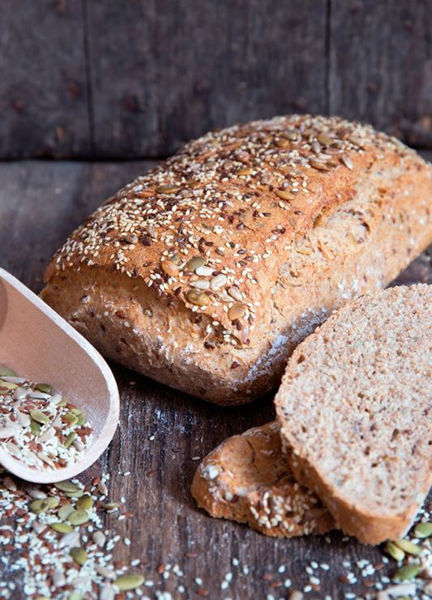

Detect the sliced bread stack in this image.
[192,285,432,544]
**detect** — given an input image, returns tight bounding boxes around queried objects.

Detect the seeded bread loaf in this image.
[41,115,432,405]
[275,284,432,545]
[191,421,334,536]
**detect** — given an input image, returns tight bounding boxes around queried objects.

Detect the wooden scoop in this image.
[0,267,120,484]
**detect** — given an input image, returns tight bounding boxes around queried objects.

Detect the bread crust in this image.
[275,285,432,545]
[191,421,334,537]
[41,115,432,404]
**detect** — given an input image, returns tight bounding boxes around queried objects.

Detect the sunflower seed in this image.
[93,530,106,547]
[341,155,353,170]
[190,279,210,290]
[227,286,243,302]
[276,189,294,201]
[59,530,80,549]
[210,274,227,291]
[195,265,213,277]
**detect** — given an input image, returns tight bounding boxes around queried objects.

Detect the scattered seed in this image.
[394,539,421,556]
[70,546,88,566]
[51,522,74,533]
[185,256,206,272]
[385,541,405,562]
[413,521,432,538]
[68,509,89,526]
[77,494,94,511]
[210,274,227,290]
[392,564,421,581]
[186,289,209,306]
[114,574,145,591]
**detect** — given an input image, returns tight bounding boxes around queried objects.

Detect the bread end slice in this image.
[276,284,432,545]
[191,422,334,537]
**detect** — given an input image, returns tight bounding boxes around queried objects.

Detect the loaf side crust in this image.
[41,115,432,404]
[191,421,334,537]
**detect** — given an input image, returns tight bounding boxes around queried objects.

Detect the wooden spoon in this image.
[0,267,120,484]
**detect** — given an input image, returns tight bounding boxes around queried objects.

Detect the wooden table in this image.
[1,159,431,599]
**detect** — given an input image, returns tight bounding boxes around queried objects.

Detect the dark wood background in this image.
[2,1,432,598]
[1,0,432,159]
[1,159,432,600]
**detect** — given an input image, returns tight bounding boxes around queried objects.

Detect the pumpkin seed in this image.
[44,496,60,510]
[385,541,405,561]
[0,366,17,377]
[64,412,78,426]
[70,546,87,566]
[77,494,93,511]
[393,564,421,581]
[35,383,52,394]
[55,481,82,494]
[29,500,45,514]
[68,509,89,526]
[30,420,42,436]
[113,574,145,591]
[58,503,74,520]
[185,256,206,272]
[394,539,421,556]
[64,432,76,449]
[186,289,209,306]
[228,303,246,321]
[0,379,18,390]
[30,409,50,425]
[414,521,432,538]
[51,522,74,533]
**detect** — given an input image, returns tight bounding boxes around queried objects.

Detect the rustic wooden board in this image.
[0,159,431,599]
[329,0,432,145]
[84,0,328,158]
[0,0,90,159]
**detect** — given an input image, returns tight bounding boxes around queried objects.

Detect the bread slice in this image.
[275,284,432,545]
[191,421,334,537]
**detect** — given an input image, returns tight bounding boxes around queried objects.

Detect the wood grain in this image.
[0,158,431,598]
[84,0,328,158]
[0,0,90,159]
[329,0,432,145]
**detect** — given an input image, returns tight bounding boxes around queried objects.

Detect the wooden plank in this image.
[329,0,432,145]
[84,0,328,158]
[0,0,90,159]
[0,160,431,598]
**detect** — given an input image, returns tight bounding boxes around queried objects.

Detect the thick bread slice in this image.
[41,114,432,404]
[191,421,334,537]
[275,284,432,545]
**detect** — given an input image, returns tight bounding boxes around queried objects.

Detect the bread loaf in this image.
[275,284,432,545]
[41,115,432,404]
[191,421,334,537]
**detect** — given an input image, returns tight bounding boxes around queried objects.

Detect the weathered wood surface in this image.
[1,0,432,158]
[0,158,431,599]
